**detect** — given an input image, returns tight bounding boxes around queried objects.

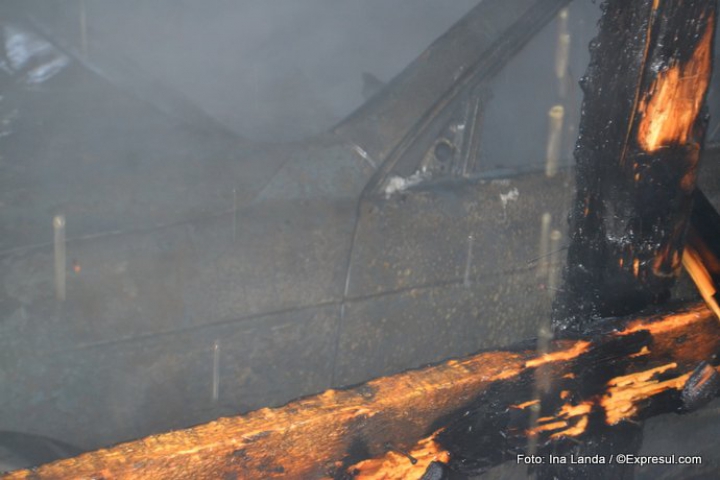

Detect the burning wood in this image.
[3,2,719,479]
[544,1,717,477]
[3,300,719,479]
[346,305,720,479]
[555,0,718,327]
[636,15,715,154]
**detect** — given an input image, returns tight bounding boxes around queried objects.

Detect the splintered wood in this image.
[4,302,720,480]
[636,16,714,154]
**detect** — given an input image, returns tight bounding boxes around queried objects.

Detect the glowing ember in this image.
[630,346,650,358]
[527,402,593,438]
[601,363,684,425]
[551,416,588,439]
[525,363,712,441]
[637,17,714,153]
[652,241,683,278]
[347,432,450,480]
[697,364,716,385]
[5,299,718,479]
[514,399,540,410]
[620,303,712,336]
[529,420,568,434]
[525,341,591,368]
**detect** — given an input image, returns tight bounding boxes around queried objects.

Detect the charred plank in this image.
[548,2,717,477]
[5,302,718,479]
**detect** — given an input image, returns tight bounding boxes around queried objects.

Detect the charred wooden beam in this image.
[3,301,720,480]
[554,0,718,329]
[548,2,717,478]
[4,3,719,480]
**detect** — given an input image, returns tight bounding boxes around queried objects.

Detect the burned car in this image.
[1,0,720,478]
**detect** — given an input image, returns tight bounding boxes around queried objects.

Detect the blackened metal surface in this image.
[335,275,544,388]
[0,197,354,448]
[0,303,339,450]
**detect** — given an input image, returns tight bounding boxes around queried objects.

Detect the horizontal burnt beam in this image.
[3,301,719,479]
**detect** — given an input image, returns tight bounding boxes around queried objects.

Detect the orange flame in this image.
[526,401,593,439]
[637,17,714,152]
[601,363,682,425]
[619,303,711,336]
[525,341,591,368]
[348,432,450,480]
[514,399,540,410]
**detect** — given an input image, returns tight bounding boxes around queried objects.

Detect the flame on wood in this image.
[346,300,719,477]
[527,401,592,438]
[525,340,590,368]
[4,302,719,480]
[637,17,715,154]
[620,303,710,336]
[346,432,450,480]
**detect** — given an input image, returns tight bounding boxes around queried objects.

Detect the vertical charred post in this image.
[544,1,717,479]
[554,0,717,331]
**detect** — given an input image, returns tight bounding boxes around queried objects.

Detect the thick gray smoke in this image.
[13,0,481,141]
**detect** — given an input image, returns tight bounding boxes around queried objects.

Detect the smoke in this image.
[3,1,720,145]
[10,0,479,142]
[1,0,720,458]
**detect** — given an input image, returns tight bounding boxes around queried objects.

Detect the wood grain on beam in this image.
[4,302,719,479]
